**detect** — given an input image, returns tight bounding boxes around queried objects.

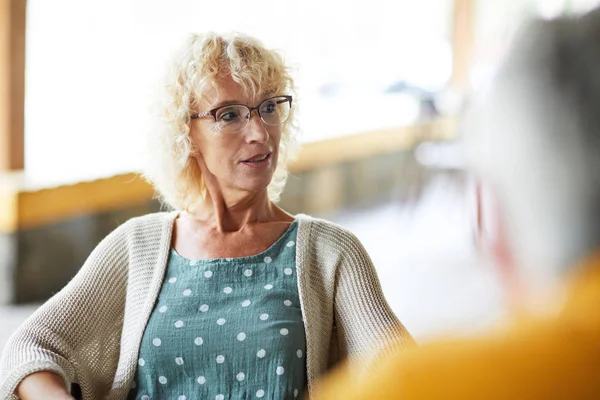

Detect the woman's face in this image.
[190,73,283,196]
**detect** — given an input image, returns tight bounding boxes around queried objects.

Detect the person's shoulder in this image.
[316,313,600,399]
[296,214,358,239]
[114,210,176,231]
[380,318,598,393]
[296,214,364,253]
[106,210,178,243]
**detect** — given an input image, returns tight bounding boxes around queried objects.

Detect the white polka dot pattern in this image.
[129,234,312,400]
[1,215,414,400]
[130,223,309,398]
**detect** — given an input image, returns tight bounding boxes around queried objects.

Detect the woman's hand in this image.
[16,371,75,400]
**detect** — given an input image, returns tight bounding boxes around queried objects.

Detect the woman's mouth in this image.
[241,152,272,167]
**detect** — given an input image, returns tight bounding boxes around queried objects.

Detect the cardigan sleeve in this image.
[332,229,415,370]
[0,221,131,400]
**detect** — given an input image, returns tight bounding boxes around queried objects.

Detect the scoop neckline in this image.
[170,219,298,264]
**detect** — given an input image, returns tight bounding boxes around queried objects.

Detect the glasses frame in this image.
[190,95,293,132]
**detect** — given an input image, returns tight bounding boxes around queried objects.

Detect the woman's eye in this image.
[262,102,277,114]
[218,110,241,122]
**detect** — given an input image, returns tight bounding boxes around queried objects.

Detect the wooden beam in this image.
[0,118,457,233]
[17,173,155,230]
[289,118,457,174]
[451,0,475,92]
[0,0,26,171]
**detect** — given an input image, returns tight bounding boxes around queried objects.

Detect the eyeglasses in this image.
[190,95,293,134]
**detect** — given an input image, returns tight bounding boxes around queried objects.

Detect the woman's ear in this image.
[476,178,522,305]
[189,141,199,156]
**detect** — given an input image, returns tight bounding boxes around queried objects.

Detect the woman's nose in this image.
[244,111,269,143]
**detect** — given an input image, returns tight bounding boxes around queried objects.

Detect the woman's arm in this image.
[0,220,132,399]
[333,230,415,369]
[16,372,74,400]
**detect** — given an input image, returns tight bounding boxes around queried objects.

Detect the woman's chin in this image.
[234,177,274,195]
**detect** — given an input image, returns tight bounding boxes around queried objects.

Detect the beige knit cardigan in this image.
[0,211,413,399]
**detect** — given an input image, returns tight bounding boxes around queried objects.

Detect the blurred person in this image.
[0,33,413,400]
[313,7,600,400]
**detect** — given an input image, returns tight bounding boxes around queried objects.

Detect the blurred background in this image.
[1,0,598,351]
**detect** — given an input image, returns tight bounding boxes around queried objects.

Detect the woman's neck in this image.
[185,189,289,233]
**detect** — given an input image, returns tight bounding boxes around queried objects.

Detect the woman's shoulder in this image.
[295,214,364,251]
[101,210,178,247]
[122,210,179,230]
[83,211,178,269]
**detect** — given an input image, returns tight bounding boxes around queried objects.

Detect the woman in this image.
[0,33,413,400]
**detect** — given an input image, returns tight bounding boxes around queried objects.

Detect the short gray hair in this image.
[466,7,600,275]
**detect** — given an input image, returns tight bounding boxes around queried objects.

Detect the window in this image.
[25,0,452,183]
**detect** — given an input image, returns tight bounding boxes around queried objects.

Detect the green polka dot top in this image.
[130,221,306,400]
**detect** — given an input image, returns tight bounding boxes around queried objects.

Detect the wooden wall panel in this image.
[0,0,26,171]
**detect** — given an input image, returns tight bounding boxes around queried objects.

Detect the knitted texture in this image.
[0,212,413,399]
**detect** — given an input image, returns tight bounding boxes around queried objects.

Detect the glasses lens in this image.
[215,105,250,134]
[259,97,291,126]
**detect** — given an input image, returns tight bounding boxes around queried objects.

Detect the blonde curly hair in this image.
[143,32,299,212]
